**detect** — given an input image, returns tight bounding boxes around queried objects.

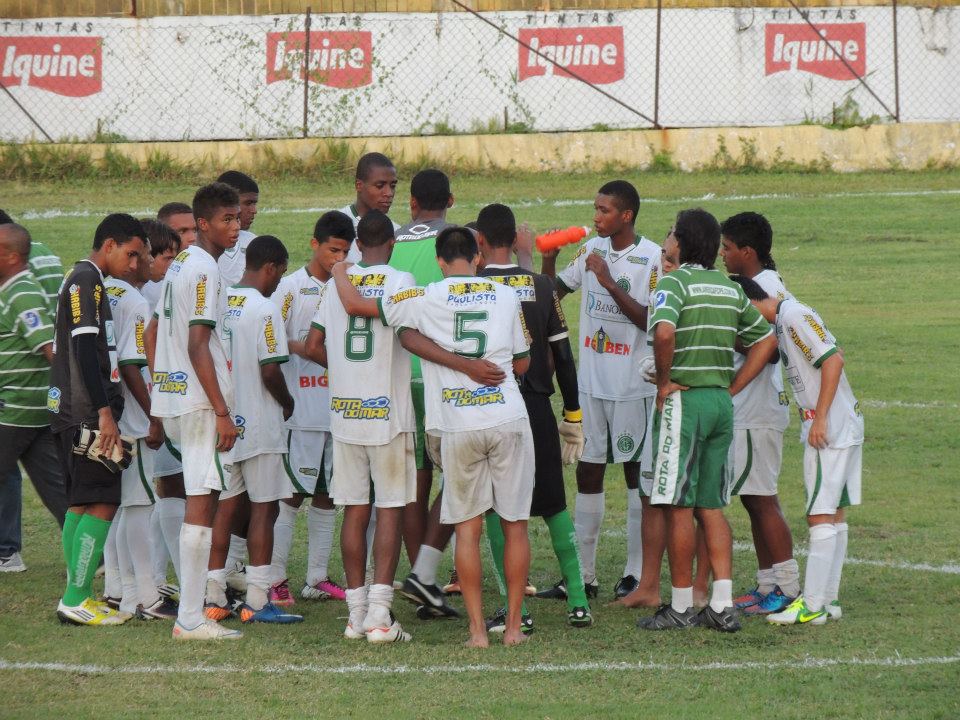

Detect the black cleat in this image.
[614,575,639,599]
[485,606,534,634]
[414,601,460,620]
[567,606,593,628]
[638,604,700,630]
[584,579,599,599]
[697,605,742,633]
[401,572,448,610]
[534,579,567,600]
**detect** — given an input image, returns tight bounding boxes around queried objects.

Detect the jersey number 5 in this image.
[454,311,488,358]
[345,316,373,361]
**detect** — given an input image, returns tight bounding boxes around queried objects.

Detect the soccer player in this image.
[215,235,303,625]
[140,219,181,309]
[474,203,592,630]
[103,238,176,620]
[541,180,662,600]
[744,281,864,626]
[267,211,353,604]
[640,209,776,633]
[216,171,260,288]
[332,226,533,647]
[339,152,399,261]
[157,202,198,249]
[50,213,146,626]
[305,210,416,642]
[146,182,241,640]
[718,213,800,614]
[0,223,66,574]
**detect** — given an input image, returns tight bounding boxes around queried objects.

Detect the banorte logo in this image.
[266,31,372,89]
[765,23,866,80]
[518,26,624,84]
[0,36,102,96]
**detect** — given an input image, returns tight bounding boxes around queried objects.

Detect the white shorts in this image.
[803,443,863,516]
[120,439,156,507]
[331,433,416,508]
[729,428,784,498]
[152,438,183,478]
[439,420,534,525]
[220,453,294,503]
[286,429,333,496]
[581,392,654,469]
[162,410,223,496]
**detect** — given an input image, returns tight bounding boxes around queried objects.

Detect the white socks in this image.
[364,583,394,630]
[306,506,336,586]
[270,502,298,584]
[102,519,122,599]
[710,578,733,613]
[803,523,838,612]
[411,544,443,587]
[178,523,212,628]
[150,505,168,587]
[345,585,368,632]
[624,491,643,579]
[671,585,693,613]
[117,505,159,613]
[226,534,247,569]
[826,522,848,604]
[246,564,271,611]
[773,558,801,598]
[756,567,777,595]
[574,492,605,583]
[156,497,185,583]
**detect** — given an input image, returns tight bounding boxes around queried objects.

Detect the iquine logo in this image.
[518,26,624,84]
[266,31,372,88]
[765,23,866,80]
[0,36,102,96]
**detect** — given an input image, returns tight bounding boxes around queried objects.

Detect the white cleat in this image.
[343,621,366,640]
[172,619,243,640]
[366,615,412,643]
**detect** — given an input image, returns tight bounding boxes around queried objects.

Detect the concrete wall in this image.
[27,122,960,173]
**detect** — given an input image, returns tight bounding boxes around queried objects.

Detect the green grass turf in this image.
[1,171,959,719]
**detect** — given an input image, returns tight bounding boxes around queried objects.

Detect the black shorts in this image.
[54,426,121,506]
[522,392,566,518]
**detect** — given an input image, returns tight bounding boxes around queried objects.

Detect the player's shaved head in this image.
[356,152,395,182]
[411,169,451,211]
[217,170,259,195]
[357,210,394,248]
[245,235,288,271]
[436,226,478,263]
[476,204,516,248]
[597,180,640,225]
[673,208,721,270]
[0,209,14,225]
[157,202,192,223]
[0,223,31,259]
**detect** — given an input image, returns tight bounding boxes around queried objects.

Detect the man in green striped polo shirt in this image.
[0,223,67,572]
[639,209,776,633]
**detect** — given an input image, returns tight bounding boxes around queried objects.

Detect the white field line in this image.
[17,187,960,221]
[1,653,957,676]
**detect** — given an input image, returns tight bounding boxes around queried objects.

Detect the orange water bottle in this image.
[536,226,591,253]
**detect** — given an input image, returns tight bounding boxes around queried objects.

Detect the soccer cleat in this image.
[637,604,700,630]
[825,601,842,620]
[485,606,534,635]
[767,597,827,625]
[158,583,180,602]
[442,570,460,596]
[697,605,742,633]
[734,586,765,609]
[113,610,135,624]
[204,600,234,622]
[0,552,26,572]
[401,572,458,616]
[743,586,794,616]
[57,598,126,626]
[344,621,366,640]
[225,561,247,593]
[137,596,179,620]
[172,619,243,640]
[366,613,413,643]
[415,603,460,620]
[300,577,346,601]
[614,575,639,599]
[584,579,599,599]
[534,579,567,600]
[237,602,304,624]
[524,578,537,597]
[268,579,295,607]
[102,595,121,610]
[568,606,593,628]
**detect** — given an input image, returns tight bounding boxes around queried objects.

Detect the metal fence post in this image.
[653,0,662,128]
[892,0,901,121]
[303,6,312,138]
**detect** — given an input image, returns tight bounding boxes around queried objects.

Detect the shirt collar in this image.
[79,258,104,280]
[0,268,32,292]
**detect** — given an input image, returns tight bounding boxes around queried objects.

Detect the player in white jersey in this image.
[157,202,197,250]
[217,171,260,288]
[145,183,241,640]
[746,289,864,626]
[333,226,533,647]
[103,240,177,621]
[339,152,399,263]
[718,212,801,615]
[267,211,353,605]
[305,210,416,642]
[541,180,662,602]
[210,236,303,625]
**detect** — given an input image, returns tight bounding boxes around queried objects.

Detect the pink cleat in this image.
[301,577,346,601]
[269,579,295,607]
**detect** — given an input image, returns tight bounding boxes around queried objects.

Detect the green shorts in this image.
[650,387,733,509]
[411,379,432,472]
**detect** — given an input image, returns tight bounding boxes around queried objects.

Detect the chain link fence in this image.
[1,1,957,143]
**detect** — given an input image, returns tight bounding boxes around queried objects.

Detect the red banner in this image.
[518,26,625,84]
[0,36,102,96]
[765,23,866,80]
[266,31,372,89]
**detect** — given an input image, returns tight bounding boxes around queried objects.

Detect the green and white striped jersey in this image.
[28,241,64,313]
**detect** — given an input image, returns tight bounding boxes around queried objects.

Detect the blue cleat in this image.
[734,587,765,609]
[237,602,303,624]
[743,586,794,615]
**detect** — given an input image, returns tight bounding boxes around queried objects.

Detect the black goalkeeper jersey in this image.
[479,264,569,397]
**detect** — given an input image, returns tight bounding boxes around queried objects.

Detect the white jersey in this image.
[775,298,864,448]
[217,229,255,289]
[141,280,162,311]
[151,245,234,418]
[338,204,400,263]
[273,267,330,431]
[219,286,289,461]
[557,235,661,400]
[379,276,530,434]
[314,264,416,445]
[105,278,150,438]
[732,269,793,432]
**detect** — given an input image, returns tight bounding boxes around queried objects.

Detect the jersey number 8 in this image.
[345,316,373,361]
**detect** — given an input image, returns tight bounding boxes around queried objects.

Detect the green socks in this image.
[485,512,528,616]
[545,510,589,610]
[62,513,112,606]
[61,511,81,590]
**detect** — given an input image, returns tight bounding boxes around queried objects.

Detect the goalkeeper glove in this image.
[73,425,136,473]
[558,409,584,465]
[639,355,656,383]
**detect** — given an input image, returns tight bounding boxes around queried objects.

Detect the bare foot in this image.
[465,633,489,648]
[502,630,529,646]
[693,589,708,609]
[614,587,661,608]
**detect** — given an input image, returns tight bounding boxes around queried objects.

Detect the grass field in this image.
[1,170,958,719]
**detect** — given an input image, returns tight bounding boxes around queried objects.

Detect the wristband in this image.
[563,408,583,423]
[214,407,232,418]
